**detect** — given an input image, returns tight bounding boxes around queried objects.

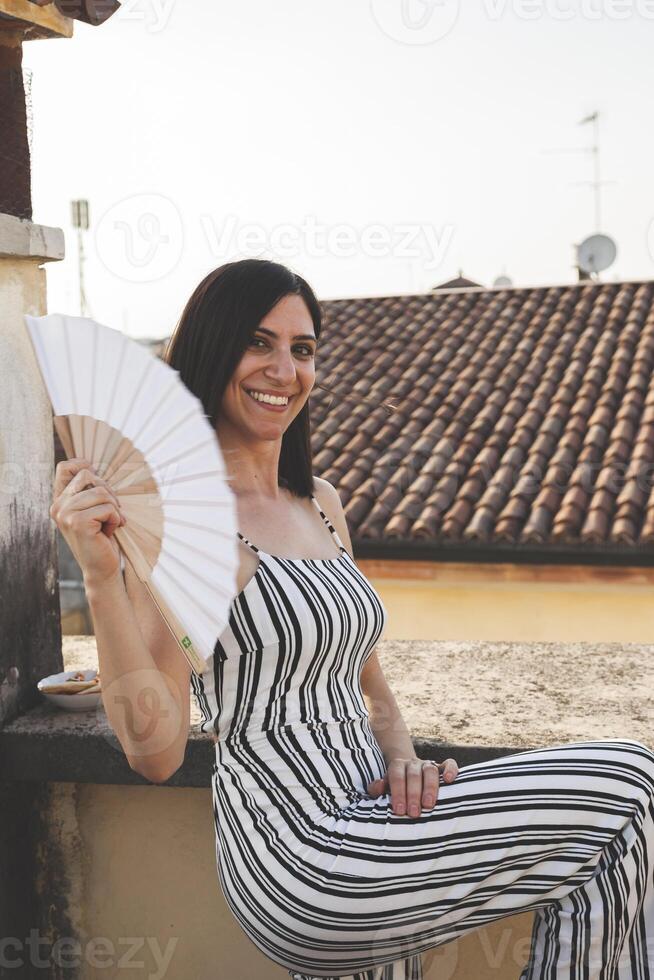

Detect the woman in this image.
[51,258,654,980]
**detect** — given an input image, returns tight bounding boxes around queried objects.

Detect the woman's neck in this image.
[216,422,287,501]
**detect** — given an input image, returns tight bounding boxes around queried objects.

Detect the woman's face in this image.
[219,293,317,441]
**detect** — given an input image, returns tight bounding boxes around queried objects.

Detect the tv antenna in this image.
[542,110,617,232]
[71,199,91,317]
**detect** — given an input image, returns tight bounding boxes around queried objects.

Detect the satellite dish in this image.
[493,275,513,287]
[577,234,617,275]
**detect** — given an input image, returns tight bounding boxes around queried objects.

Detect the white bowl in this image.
[38,668,102,712]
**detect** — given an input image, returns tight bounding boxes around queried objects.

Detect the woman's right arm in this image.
[51,458,191,783]
[85,565,192,783]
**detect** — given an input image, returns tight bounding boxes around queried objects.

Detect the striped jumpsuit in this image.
[190,494,654,979]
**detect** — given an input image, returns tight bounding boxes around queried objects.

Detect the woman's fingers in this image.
[368,758,460,814]
[62,467,110,502]
[421,761,442,809]
[65,503,125,537]
[53,458,94,501]
[387,758,409,815]
[65,484,122,514]
[440,758,459,783]
[52,461,122,517]
[405,758,425,817]
[395,758,460,816]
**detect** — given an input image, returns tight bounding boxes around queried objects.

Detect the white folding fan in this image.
[24,312,239,676]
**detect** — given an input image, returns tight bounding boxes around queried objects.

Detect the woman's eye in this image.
[250,338,314,356]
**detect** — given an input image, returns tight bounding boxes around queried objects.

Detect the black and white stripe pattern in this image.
[191,496,654,979]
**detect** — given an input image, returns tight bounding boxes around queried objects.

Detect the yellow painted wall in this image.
[63,559,654,643]
[363,560,654,643]
[54,781,534,980]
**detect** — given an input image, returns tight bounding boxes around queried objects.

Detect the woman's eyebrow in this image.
[256,327,317,342]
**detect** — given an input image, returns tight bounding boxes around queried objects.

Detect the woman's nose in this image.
[265,349,297,382]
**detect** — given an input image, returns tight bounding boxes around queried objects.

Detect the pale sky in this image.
[22,0,654,339]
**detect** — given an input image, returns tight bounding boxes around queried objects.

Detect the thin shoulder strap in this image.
[310,494,346,551]
[236,531,259,555]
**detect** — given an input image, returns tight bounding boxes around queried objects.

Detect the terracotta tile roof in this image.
[313,279,654,562]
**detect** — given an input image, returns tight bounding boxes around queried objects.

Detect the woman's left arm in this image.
[360,650,418,765]
[360,651,458,816]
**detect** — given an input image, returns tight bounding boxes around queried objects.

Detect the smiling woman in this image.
[154,259,654,979]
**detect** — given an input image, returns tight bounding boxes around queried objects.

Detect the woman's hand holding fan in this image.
[50,458,128,590]
[24,312,240,676]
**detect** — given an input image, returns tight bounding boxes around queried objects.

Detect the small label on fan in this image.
[181,636,193,649]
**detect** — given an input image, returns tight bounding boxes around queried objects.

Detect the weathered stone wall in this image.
[0,219,66,979]
[0,251,61,726]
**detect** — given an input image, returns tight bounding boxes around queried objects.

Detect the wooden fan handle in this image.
[144,583,208,676]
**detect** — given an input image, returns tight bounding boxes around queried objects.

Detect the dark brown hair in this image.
[163,258,322,498]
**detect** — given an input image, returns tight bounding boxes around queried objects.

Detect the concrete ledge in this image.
[0,701,217,787]
[0,636,651,787]
[0,213,65,262]
[0,699,520,787]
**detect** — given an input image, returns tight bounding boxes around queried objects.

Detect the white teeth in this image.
[247,389,289,406]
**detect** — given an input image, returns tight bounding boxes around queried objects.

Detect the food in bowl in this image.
[37,669,102,711]
[39,671,101,694]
